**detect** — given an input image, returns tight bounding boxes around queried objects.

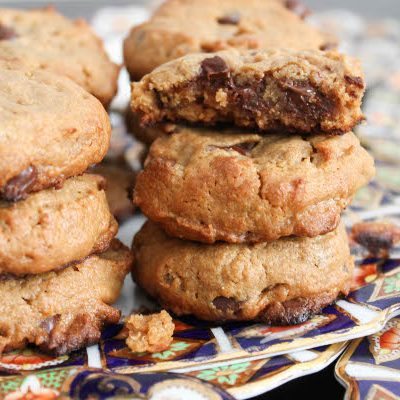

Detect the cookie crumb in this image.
[352,221,400,256]
[125,310,174,353]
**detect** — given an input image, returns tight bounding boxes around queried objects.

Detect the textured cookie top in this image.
[0,7,119,105]
[134,127,375,243]
[133,221,352,324]
[0,64,111,201]
[0,240,132,355]
[131,49,364,134]
[0,174,117,276]
[124,0,334,79]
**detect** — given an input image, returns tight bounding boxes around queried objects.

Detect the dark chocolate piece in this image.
[212,296,241,314]
[284,0,311,19]
[1,166,38,202]
[200,56,230,80]
[0,23,17,40]
[217,12,241,25]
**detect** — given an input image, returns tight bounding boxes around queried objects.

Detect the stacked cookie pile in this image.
[0,8,132,355]
[127,0,376,324]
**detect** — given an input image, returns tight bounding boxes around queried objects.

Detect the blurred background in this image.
[1,0,400,19]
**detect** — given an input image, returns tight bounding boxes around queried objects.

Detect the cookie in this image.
[0,240,132,355]
[133,221,353,324]
[131,49,364,134]
[90,163,136,222]
[0,174,118,276]
[0,64,111,201]
[0,7,119,106]
[123,0,334,80]
[134,128,375,243]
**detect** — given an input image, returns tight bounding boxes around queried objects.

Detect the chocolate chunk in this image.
[0,24,17,40]
[213,296,241,314]
[284,0,311,19]
[234,87,265,112]
[319,42,336,51]
[280,79,334,120]
[212,141,259,156]
[1,166,38,202]
[217,11,241,25]
[200,56,230,80]
[344,75,364,89]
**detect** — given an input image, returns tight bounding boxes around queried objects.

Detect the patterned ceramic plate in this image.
[335,318,400,400]
[0,368,235,400]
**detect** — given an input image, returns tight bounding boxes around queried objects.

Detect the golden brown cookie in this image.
[131,49,364,135]
[123,0,334,80]
[0,240,132,355]
[0,64,111,201]
[0,7,119,106]
[133,221,353,325]
[134,128,375,243]
[0,174,118,276]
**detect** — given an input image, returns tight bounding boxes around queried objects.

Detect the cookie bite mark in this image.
[0,23,17,40]
[1,166,37,202]
[131,49,365,134]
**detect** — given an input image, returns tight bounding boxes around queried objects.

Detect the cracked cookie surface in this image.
[0,64,111,201]
[124,0,334,80]
[133,127,375,243]
[0,7,119,105]
[133,221,353,324]
[0,240,132,355]
[131,49,364,134]
[0,174,117,276]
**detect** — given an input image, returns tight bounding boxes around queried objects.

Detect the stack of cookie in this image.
[127,1,376,324]
[0,8,132,355]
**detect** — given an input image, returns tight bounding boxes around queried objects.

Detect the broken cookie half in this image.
[131,49,365,134]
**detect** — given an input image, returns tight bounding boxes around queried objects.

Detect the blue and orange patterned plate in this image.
[336,318,400,400]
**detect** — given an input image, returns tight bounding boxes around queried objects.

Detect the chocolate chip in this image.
[40,315,61,334]
[217,11,241,25]
[319,42,336,51]
[284,0,311,19]
[1,166,38,202]
[344,75,364,89]
[235,87,264,112]
[213,296,241,314]
[200,56,230,80]
[280,79,334,120]
[212,141,259,156]
[0,24,17,40]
